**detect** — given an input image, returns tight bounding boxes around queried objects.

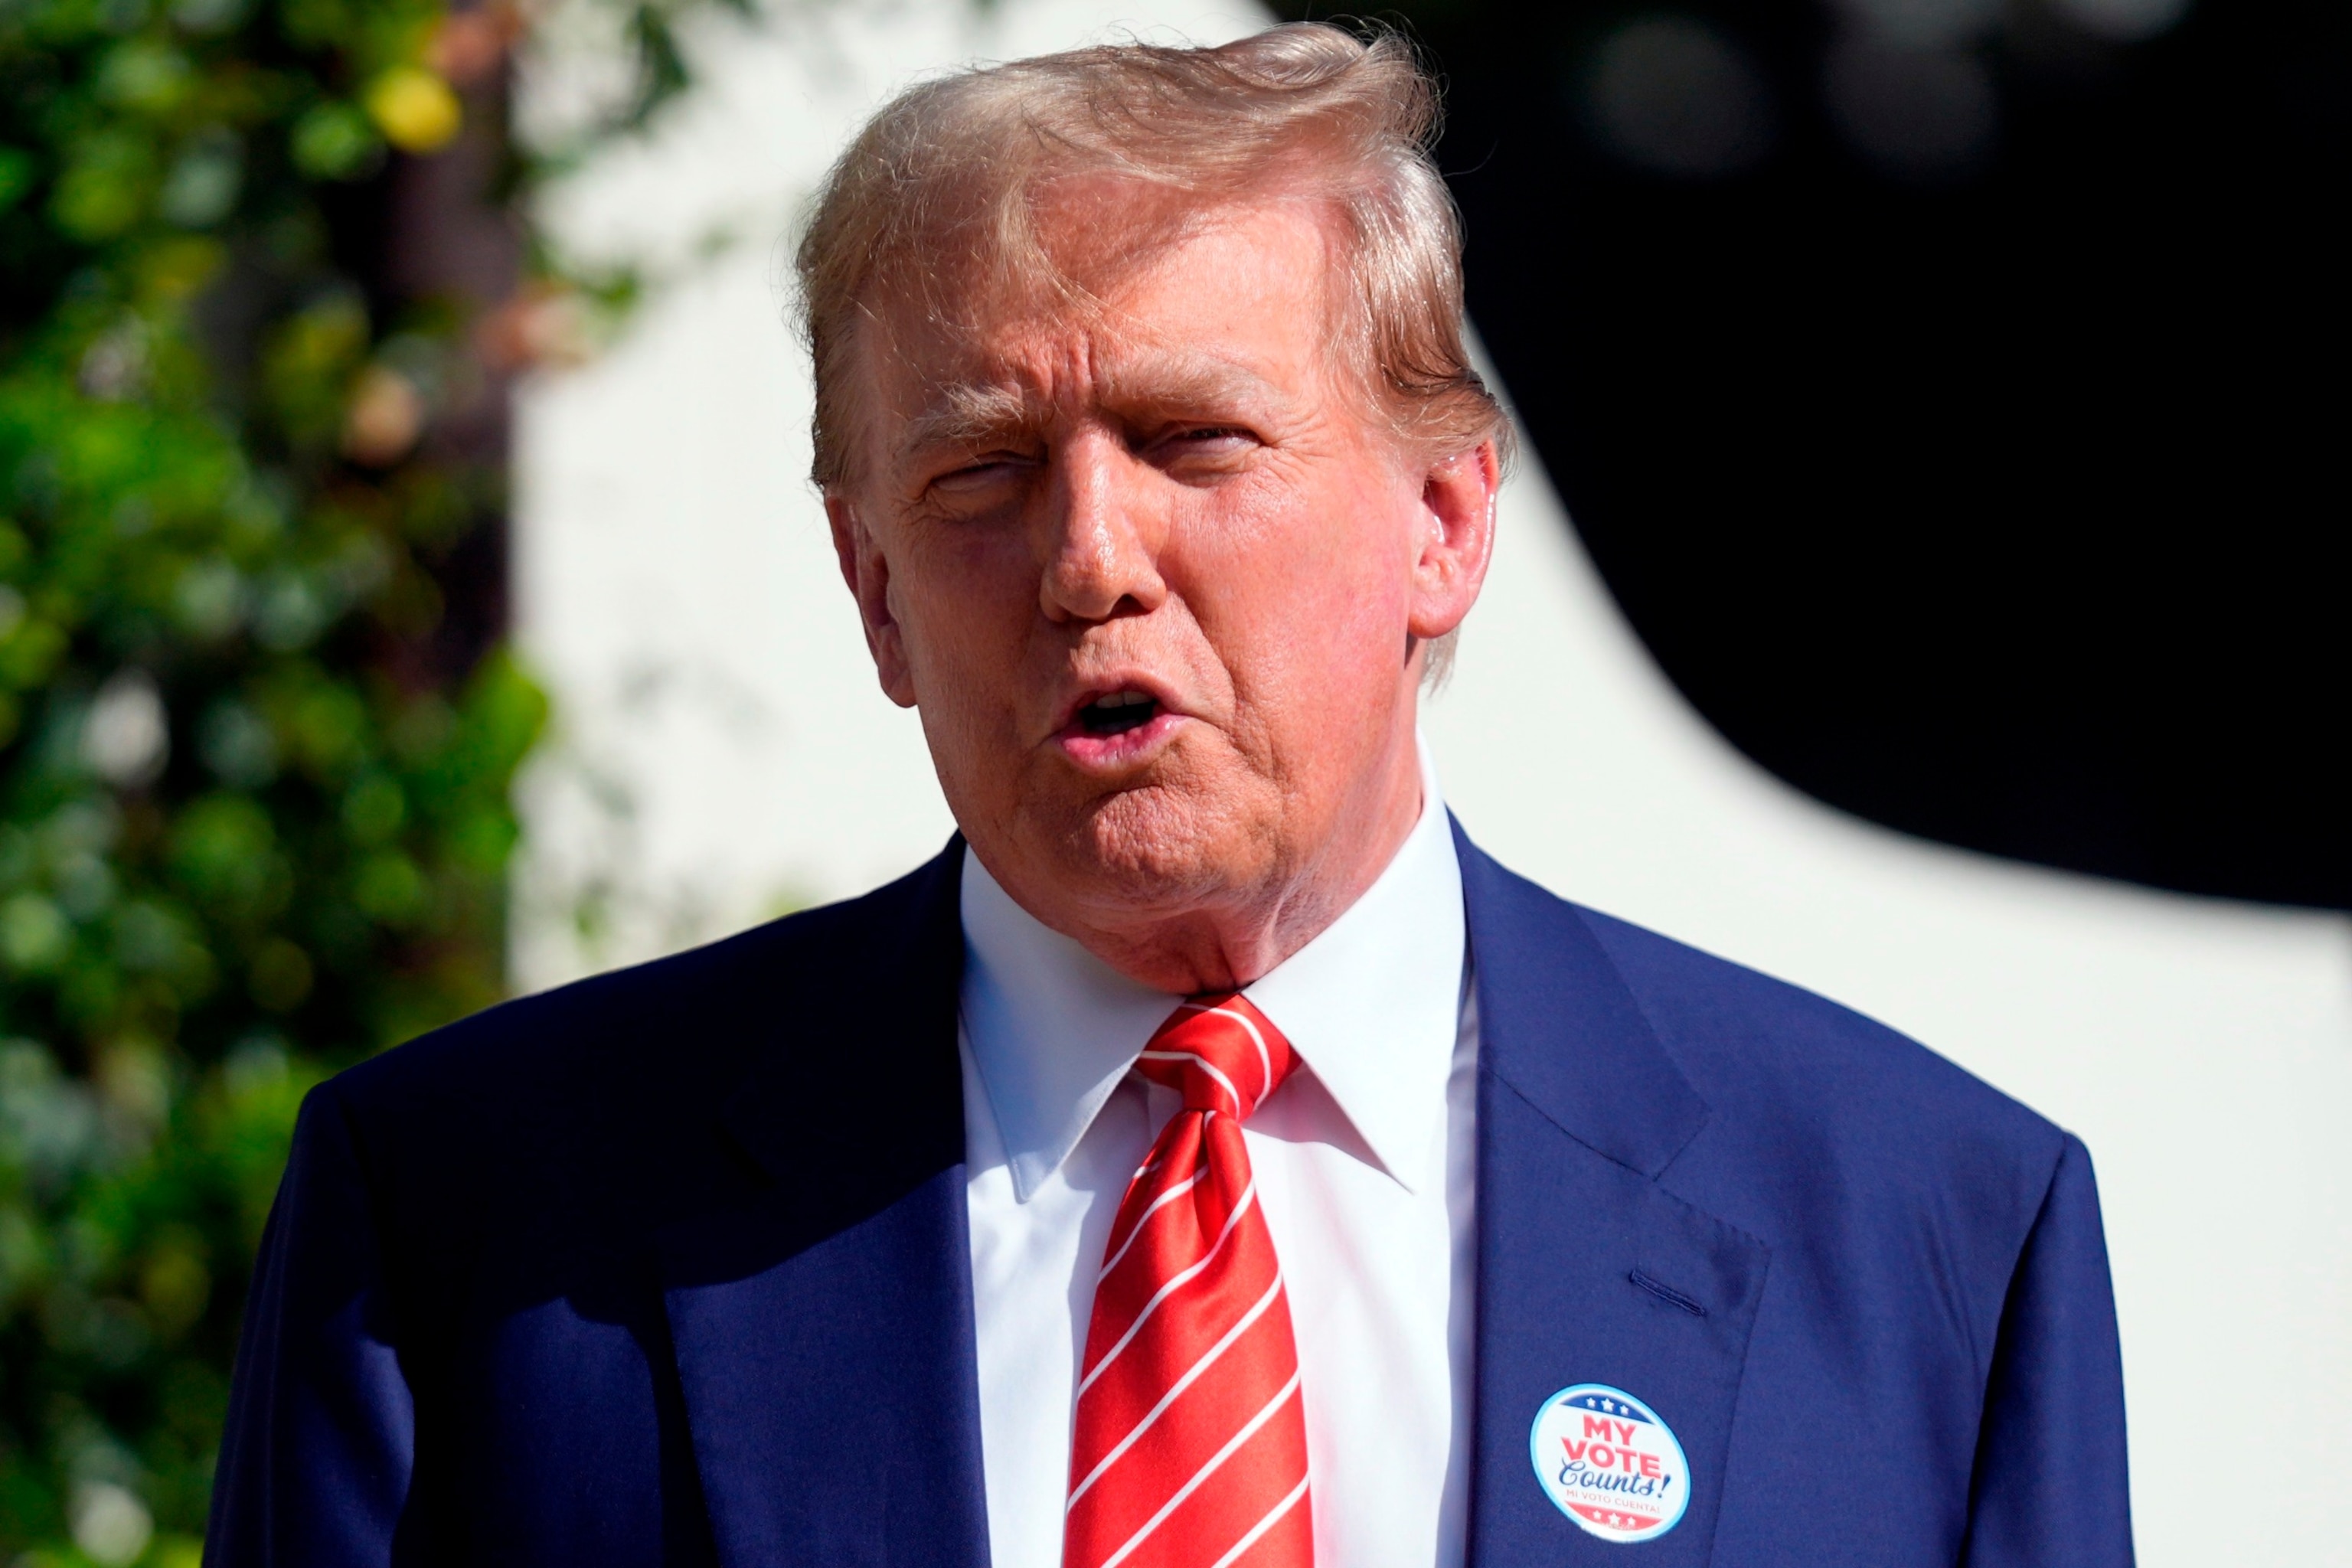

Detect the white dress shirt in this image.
[959,745,1478,1568]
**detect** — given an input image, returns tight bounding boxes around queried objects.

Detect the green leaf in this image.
[288,102,383,181]
[51,132,160,242]
[0,148,39,216]
[0,894,72,973]
[625,2,691,128]
[96,40,195,112]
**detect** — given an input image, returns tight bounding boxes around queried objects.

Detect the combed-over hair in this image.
[793,21,1508,488]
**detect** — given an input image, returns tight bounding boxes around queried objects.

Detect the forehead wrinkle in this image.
[887,333,1298,469]
[1091,348,1288,419]
[871,198,1335,469]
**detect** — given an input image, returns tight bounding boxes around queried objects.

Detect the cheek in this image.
[887,531,1051,802]
[1251,471,1419,628]
[892,526,1035,688]
[1187,473,1419,711]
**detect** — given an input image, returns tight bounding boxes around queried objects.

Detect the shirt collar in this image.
[959,846,1174,1204]
[959,739,1467,1201]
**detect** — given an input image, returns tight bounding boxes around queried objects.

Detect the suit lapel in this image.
[1457,824,1769,1567]
[658,844,992,1568]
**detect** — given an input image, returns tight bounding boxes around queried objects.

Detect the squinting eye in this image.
[1155,426,1256,456]
[931,456,1030,492]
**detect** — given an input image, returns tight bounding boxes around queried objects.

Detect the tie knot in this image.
[1135,994,1298,1120]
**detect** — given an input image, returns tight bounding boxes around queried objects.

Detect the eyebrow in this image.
[890,351,1289,468]
[893,383,1037,466]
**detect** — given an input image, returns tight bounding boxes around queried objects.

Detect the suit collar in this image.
[1452,816,1711,1178]
[683,820,1707,1194]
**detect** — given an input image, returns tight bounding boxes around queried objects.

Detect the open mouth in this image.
[1075,690,1161,737]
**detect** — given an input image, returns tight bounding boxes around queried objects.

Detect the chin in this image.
[1058,781,1271,911]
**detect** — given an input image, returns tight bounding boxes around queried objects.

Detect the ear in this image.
[1406,437,1501,642]
[826,492,918,708]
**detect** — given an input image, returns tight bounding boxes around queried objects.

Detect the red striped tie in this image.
[1062,994,1314,1568]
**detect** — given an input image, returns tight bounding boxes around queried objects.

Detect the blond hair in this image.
[793,21,1508,488]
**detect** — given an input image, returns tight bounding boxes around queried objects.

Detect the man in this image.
[208,24,2132,1568]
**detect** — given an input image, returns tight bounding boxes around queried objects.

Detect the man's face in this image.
[828,188,1494,968]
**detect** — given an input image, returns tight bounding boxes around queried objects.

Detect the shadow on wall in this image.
[1351,0,2351,910]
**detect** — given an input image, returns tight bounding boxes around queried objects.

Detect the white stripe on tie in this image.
[1136,1049,1243,1116]
[1066,1269,1288,1509]
[1096,1168,1207,1283]
[1207,1473,1312,1568]
[1178,1001,1275,1100]
[1076,1181,1259,1397]
[1096,1370,1305,1568]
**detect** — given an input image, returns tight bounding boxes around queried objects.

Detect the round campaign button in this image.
[1528,1383,1690,1544]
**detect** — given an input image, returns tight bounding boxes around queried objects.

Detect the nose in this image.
[1038,430,1168,625]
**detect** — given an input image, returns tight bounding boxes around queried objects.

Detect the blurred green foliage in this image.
[0,0,570,1551]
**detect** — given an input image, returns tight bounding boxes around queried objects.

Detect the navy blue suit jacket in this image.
[207,827,2132,1566]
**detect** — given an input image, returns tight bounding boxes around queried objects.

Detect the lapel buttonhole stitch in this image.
[1628,1269,1709,1318]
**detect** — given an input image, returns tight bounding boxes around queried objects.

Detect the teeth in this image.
[1099,691,1152,708]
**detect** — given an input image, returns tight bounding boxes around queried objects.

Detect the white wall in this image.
[511,2,2352,1561]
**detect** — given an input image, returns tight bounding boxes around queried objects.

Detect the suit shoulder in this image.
[1561,903,2079,1259]
[1579,900,2059,1147]
[324,850,951,1139]
[1457,838,2056,1161]
[275,848,963,1328]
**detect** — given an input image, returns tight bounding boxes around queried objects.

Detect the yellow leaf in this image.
[365,67,462,154]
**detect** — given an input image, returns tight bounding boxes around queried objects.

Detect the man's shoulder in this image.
[1465,843,2066,1199]
[268,847,965,1338]
[319,847,958,1163]
[1582,900,2054,1150]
